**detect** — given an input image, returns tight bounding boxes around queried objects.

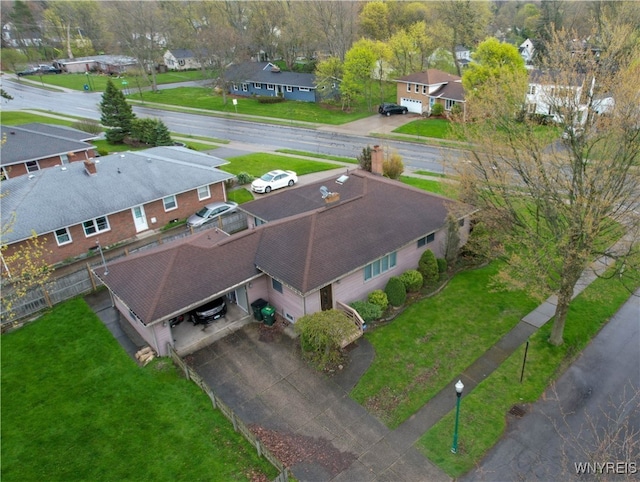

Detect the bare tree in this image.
[108,0,171,92]
[457,25,640,346]
[308,1,359,61]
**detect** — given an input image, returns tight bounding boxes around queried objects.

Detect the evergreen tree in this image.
[153,120,173,146]
[99,79,135,143]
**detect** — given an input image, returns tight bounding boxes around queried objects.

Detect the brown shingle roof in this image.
[98,170,473,325]
[397,69,461,85]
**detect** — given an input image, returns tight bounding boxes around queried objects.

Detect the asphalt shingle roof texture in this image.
[1,124,96,166]
[97,171,472,325]
[226,61,316,89]
[2,147,232,243]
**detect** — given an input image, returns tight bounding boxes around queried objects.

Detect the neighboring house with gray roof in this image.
[1,124,99,180]
[395,69,466,116]
[163,49,205,71]
[226,61,323,102]
[53,54,138,74]
[94,163,474,357]
[1,146,234,270]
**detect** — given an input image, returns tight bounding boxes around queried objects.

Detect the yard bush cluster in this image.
[385,276,407,307]
[367,290,388,311]
[399,269,423,292]
[128,118,173,147]
[349,301,382,323]
[418,250,439,286]
[236,172,254,185]
[256,96,285,104]
[430,103,444,117]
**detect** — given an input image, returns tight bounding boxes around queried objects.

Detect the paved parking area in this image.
[190,322,448,482]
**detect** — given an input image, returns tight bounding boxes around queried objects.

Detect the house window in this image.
[163,195,177,211]
[178,59,185,66]
[364,252,397,281]
[286,85,292,92]
[26,161,39,173]
[197,185,210,201]
[272,279,283,293]
[445,99,455,110]
[527,103,537,114]
[417,233,435,247]
[254,82,262,89]
[1,168,7,180]
[242,83,248,92]
[267,84,274,90]
[60,153,69,164]
[422,85,427,94]
[255,217,266,226]
[407,83,411,92]
[232,84,238,91]
[527,85,536,95]
[299,87,309,92]
[414,83,419,93]
[83,216,110,236]
[55,228,72,246]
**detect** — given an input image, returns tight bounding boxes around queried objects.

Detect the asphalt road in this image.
[1,77,461,173]
[462,289,640,481]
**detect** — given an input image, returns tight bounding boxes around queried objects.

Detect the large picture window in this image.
[83,216,110,236]
[364,252,397,281]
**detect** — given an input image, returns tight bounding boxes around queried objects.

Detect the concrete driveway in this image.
[317,112,421,136]
[190,322,447,482]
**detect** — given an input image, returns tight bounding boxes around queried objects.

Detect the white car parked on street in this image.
[251,170,298,194]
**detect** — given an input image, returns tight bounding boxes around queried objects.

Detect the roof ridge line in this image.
[143,245,180,323]
[300,211,317,293]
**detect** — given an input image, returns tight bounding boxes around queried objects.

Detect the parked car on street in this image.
[16,65,62,76]
[379,103,408,116]
[186,201,238,227]
[190,297,227,325]
[251,169,298,194]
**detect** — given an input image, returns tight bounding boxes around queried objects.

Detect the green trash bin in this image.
[261,305,276,326]
[251,299,268,321]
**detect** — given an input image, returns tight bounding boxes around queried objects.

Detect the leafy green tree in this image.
[443,213,461,266]
[100,79,135,144]
[359,0,390,41]
[314,57,343,102]
[341,39,377,111]
[462,38,528,97]
[294,309,359,370]
[388,21,435,76]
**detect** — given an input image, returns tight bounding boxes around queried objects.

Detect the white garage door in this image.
[400,98,422,114]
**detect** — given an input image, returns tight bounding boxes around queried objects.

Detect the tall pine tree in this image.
[99,79,135,143]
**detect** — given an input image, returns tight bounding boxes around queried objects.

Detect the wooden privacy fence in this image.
[168,345,290,482]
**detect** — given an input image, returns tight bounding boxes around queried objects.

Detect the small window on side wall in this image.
[197,185,211,201]
[163,195,177,211]
[55,228,72,246]
[272,279,283,293]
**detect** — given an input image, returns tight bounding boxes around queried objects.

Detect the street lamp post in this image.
[451,379,464,454]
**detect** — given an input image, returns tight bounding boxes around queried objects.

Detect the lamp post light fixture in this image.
[451,379,464,454]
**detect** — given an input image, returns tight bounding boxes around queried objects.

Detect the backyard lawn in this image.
[0,297,277,482]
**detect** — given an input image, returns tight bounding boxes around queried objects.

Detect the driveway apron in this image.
[190,323,447,482]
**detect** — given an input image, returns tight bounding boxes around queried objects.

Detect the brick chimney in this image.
[371,145,383,175]
[84,159,97,176]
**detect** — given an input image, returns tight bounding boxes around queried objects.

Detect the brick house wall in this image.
[3,149,97,179]
[2,182,226,269]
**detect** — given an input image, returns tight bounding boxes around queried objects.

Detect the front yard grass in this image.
[393,118,458,139]
[0,297,277,482]
[130,87,374,125]
[224,152,340,176]
[418,270,640,478]
[350,262,539,428]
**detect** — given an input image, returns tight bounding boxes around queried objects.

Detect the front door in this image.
[235,285,248,313]
[132,205,148,232]
[320,285,333,311]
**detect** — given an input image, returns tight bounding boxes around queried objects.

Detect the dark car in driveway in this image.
[379,103,408,116]
[190,297,227,325]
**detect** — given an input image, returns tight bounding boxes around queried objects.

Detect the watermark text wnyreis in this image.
[575,462,637,475]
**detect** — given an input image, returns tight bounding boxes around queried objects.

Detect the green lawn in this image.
[418,270,640,477]
[399,176,446,195]
[0,110,84,127]
[0,297,277,482]
[129,87,374,125]
[351,262,539,428]
[276,149,358,164]
[14,70,208,92]
[393,118,458,139]
[224,152,340,176]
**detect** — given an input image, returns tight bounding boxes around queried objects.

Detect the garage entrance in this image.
[400,98,422,114]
